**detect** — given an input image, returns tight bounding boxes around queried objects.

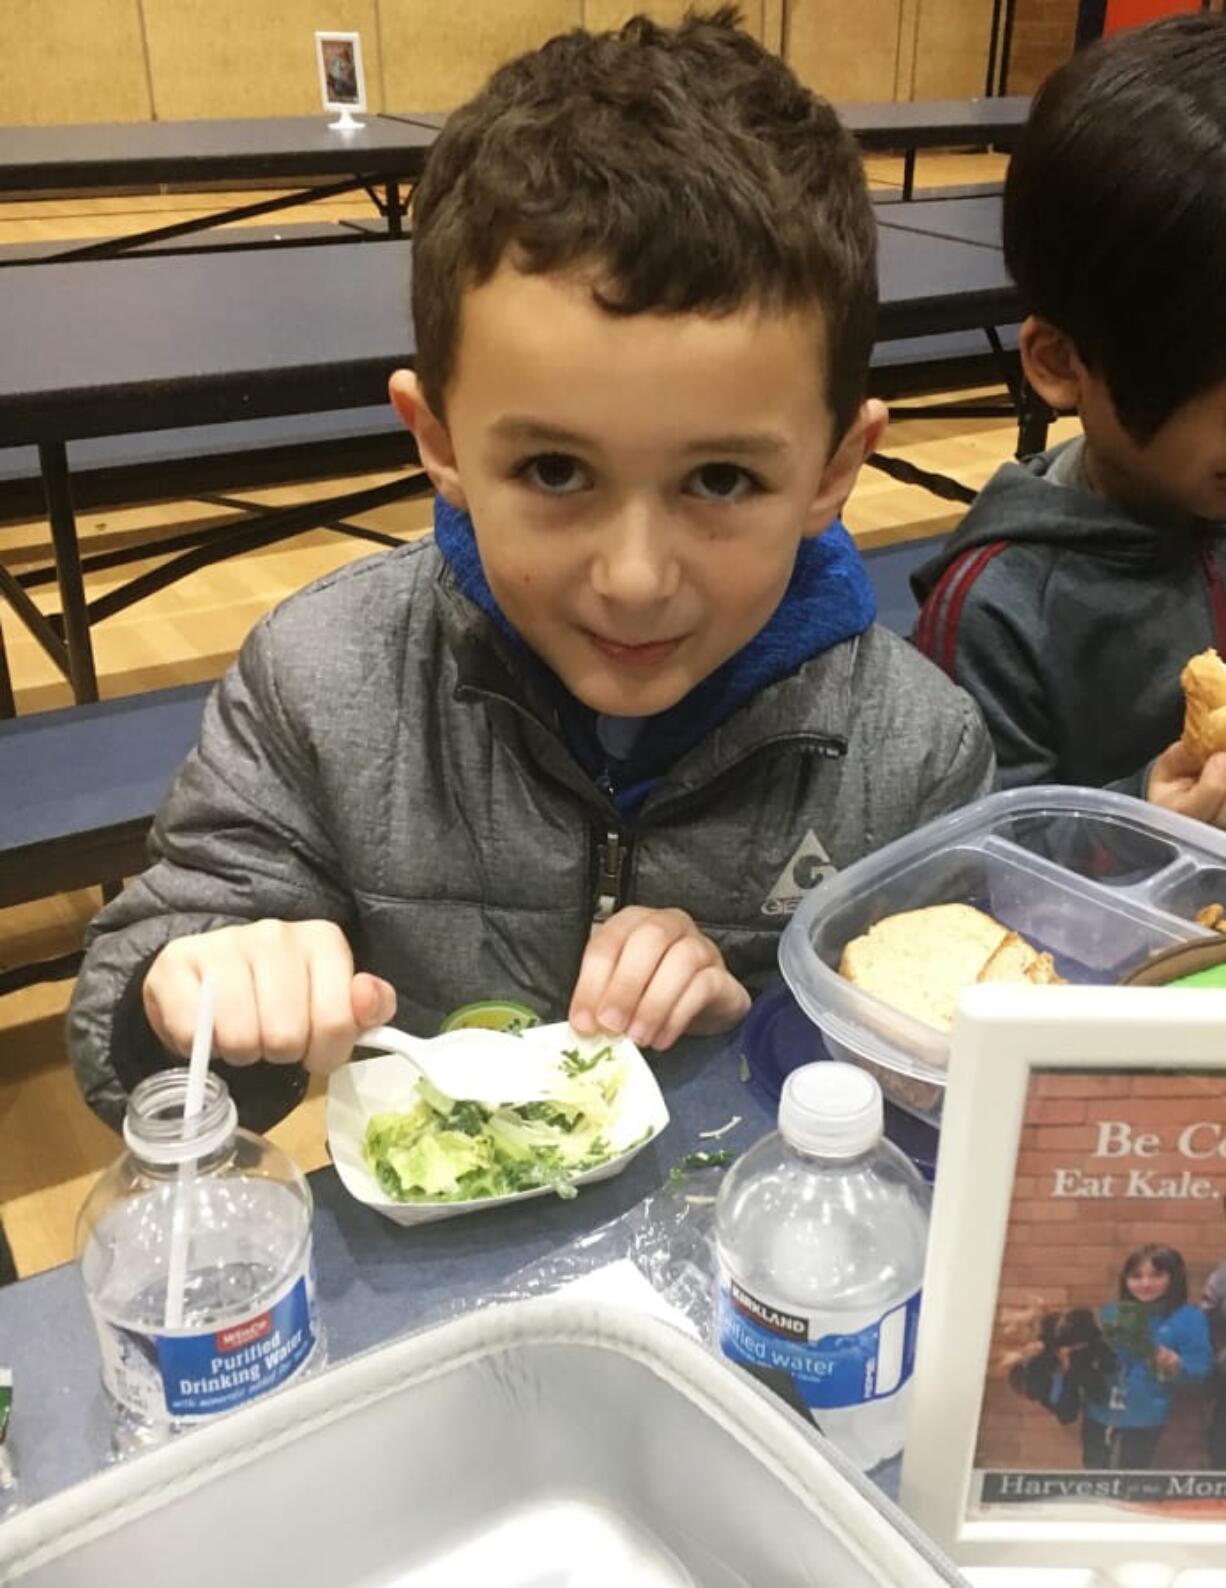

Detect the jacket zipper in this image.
[587,736,842,925]
[458,678,842,922]
[593,828,632,924]
[1199,539,1226,653]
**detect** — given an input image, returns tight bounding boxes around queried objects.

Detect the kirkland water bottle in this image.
[77,1069,323,1454]
[714,1062,931,1471]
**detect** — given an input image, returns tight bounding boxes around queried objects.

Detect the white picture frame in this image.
[315,30,367,129]
[902,983,1226,1577]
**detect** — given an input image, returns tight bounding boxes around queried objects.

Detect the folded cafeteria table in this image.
[0,114,439,260]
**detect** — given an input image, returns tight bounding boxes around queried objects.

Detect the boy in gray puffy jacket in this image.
[69,9,991,1131]
[913,15,1226,816]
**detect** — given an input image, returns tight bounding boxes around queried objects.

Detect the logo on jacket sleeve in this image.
[760,830,836,916]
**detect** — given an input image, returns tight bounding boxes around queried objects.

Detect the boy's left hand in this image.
[569,906,751,1051]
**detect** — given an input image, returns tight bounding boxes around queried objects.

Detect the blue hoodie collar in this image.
[434,497,875,814]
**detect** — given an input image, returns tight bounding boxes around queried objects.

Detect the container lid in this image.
[778,785,1226,1095]
[780,1062,882,1158]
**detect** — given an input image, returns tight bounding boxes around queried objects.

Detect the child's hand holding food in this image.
[1147,741,1226,828]
[1151,648,1226,826]
[568,906,750,1050]
[144,919,396,1073]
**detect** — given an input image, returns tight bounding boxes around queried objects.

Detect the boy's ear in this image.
[1018,317,1085,414]
[388,369,468,509]
[802,398,889,537]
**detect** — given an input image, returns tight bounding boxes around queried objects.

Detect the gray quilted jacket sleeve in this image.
[68,613,351,1131]
[913,689,996,825]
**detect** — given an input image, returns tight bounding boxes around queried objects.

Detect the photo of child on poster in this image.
[973,1069,1226,1517]
[321,38,359,105]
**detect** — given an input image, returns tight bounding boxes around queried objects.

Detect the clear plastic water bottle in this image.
[714,1062,931,1471]
[77,1069,323,1455]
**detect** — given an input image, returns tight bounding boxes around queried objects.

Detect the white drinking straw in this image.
[163,974,216,1331]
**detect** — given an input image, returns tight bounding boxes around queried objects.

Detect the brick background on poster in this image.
[974,1071,1226,1473]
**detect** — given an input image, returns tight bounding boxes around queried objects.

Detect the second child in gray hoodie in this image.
[913,16,1226,818]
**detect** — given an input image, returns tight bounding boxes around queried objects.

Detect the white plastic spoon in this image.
[355,1023,564,1105]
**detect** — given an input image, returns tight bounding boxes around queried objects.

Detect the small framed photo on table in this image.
[315,31,366,130]
[902,984,1226,1577]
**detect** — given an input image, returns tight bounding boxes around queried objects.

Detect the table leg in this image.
[902,149,917,201]
[0,615,15,719]
[385,181,404,237]
[38,441,99,706]
[985,0,1005,95]
[998,0,1018,96]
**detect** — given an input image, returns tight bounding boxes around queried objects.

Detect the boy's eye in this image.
[516,453,590,495]
[687,462,761,502]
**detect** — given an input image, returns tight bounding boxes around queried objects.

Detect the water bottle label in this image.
[716,1274,921,1411]
[91,1265,318,1423]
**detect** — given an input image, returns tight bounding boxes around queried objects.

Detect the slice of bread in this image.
[1025,952,1064,986]
[838,905,1064,1033]
[976,931,1035,984]
[1181,649,1226,769]
[977,932,1065,987]
[838,903,1010,1033]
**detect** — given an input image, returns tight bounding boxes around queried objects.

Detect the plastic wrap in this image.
[438,1162,733,1342]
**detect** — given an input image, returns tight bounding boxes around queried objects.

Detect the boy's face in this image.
[1078,373,1226,525]
[395,264,881,718]
[1020,320,1226,523]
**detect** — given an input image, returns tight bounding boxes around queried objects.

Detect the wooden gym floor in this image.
[0,153,1081,1279]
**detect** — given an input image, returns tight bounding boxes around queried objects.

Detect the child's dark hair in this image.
[1119,1244,1188,1315]
[1003,13,1226,442]
[410,7,876,444]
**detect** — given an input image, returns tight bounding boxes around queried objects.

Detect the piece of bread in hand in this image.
[1181,649,1226,770]
[839,903,1010,1032]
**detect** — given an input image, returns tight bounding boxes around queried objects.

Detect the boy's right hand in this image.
[1147,742,1226,828]
[143,920,396,1075]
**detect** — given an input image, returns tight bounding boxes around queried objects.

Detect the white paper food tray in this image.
[328,1024,669,1225]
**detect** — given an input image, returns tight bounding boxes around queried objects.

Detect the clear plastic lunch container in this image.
[778,787,1226,1125]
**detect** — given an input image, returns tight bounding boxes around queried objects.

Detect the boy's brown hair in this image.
[410,7,876,445]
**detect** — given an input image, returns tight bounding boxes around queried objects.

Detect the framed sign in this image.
[902,984,1226,1575]
[315,31,366,129]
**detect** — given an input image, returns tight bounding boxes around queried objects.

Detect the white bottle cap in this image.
[779,1062,883,1158]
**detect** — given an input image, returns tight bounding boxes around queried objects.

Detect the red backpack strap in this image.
[916,541,1011,678]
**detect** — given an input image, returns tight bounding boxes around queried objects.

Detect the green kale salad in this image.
[363,1043,640,1203]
